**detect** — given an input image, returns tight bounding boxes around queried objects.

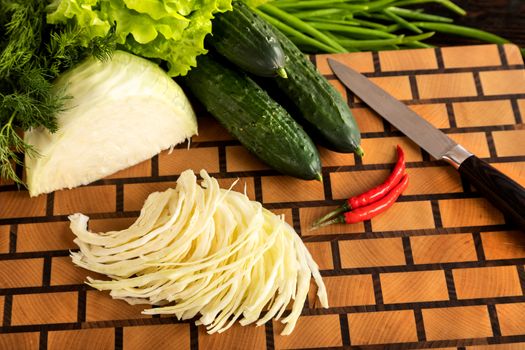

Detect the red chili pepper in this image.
[314,174,409,227]
[349,145,405,209]
[312,145,405,227]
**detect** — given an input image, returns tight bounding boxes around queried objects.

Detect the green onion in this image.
[307,22,397,38]
[292,8,345,19]
[331,4,371,11]
[251,0,521,56]
[337,36,405,48]
[362,12,392,21]
[402,31,436,42]
[384,23,402,32]
[253,8,342,53]
[367,0,399,11]
[391,0,466,16]
[336,31,434,49]
[388,7,454,23]
[350,18,389,30]
[404,41,435,48]
[272,0,356,10]
[322,30,343,41]
[413,22,510,44]
[306,18,362,26]
[259,4,347,52]
[437,0,467,16]
[382,8,423,33]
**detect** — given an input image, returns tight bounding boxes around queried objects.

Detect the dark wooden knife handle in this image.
[459,155,525,231]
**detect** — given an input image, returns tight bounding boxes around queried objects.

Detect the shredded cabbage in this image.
[69,169,328,335]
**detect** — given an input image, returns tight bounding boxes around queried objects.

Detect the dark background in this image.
[429,0,525,48]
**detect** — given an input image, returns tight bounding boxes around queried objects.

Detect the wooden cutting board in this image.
[1,44,524,350]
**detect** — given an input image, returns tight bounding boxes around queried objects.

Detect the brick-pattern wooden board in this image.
[0,44,524,349]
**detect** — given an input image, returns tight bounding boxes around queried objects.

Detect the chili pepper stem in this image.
[311,215,346,230]
[311,202,350,227]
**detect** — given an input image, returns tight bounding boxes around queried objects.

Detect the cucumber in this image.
[183,55,321,181]
[263,20,363,155]
[209,1,287,78]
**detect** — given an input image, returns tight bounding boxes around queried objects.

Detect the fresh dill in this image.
[0,0,115,185]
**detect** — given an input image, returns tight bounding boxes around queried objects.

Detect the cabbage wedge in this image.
[25,51,197,196]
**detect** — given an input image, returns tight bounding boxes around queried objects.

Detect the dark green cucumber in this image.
[209,1,287,78]
[267,24,363,155]
[183,55,321,181]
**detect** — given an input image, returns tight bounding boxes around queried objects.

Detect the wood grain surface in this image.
[0,44,524,349]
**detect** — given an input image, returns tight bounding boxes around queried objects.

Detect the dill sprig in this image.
[0,0,115,186]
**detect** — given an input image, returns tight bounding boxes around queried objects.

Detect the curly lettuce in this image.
[46,0,232,76]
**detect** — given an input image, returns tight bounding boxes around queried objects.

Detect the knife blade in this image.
[328,58,525,231]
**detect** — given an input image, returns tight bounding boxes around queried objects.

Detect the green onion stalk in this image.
[251,0,524,56]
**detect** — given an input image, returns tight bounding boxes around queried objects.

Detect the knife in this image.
[328,58,525,231]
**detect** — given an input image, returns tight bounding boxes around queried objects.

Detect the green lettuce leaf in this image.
[47,0,111,44]
[46,0,232,76]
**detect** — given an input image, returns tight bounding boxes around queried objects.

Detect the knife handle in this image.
[458,155,525,231]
